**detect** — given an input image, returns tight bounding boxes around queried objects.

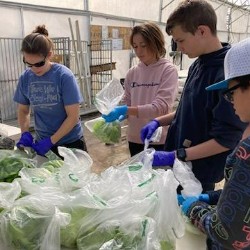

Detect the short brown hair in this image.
[166,0,217,36]
[21,25,53,56]
[234,74,250,90]
[130,22,166,59]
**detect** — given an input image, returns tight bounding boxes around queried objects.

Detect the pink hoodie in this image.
[123,58,178,144]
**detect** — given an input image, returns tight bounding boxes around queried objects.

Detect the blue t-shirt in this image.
[14,63,83,145]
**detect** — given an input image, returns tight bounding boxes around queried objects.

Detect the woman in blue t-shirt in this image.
[14,25,87,157]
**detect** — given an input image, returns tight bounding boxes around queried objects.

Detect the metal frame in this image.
[90,40,113,101]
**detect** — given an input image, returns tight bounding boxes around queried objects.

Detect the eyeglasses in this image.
[223,82,242,102]
[23,57,46,68]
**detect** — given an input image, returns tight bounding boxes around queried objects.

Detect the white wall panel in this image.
[0,0,249,80]
[22,10,89,40]
[89,0,161,21]
[0,7,23,37]
[0,0,84,10]
[90,16,133,28]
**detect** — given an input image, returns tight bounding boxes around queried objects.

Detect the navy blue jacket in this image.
[165,43,247,183]
[186,137,250,249]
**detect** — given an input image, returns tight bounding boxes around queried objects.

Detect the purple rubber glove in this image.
[152,151,175,167]
[140,119,160,142]
[16,132,34,148]
[32,137,54,156]
[102,105,128,123]
[181,196,199,215]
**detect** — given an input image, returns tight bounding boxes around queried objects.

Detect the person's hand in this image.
[152,151,175,167]
[32,137,54,156]
[140,119,160,142]
[177,194,185,206]
[102,105,128,123]
[16,132,34,148]
[181,196,199,215]
[198,194,209,203]
[177,194,209,207]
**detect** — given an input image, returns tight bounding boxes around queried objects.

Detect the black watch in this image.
[176,148,187,162]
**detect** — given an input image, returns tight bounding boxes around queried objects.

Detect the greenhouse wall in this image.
[0,0,249,86]
[0,0,85,10]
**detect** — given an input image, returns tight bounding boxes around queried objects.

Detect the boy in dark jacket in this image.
[180,37,250,250]
[141,0,247,192]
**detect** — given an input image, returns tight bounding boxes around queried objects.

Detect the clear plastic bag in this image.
[114,149,185,248]
[0,147,186,249]
[144,126,163,151]
[94,78,124,115]
[0,149,36,183]
[173,159,202,198]
[17,147,96,194]
[17,167,61,195]
[173,159,204,236]
[85,117,121,144]
[77,216,161,250]
[0,192,70,250]
[152,169,185,245]
[85,78,124,144]
[0,179,21,210]
[57,147,98,192]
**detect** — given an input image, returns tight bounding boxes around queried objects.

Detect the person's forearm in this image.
[51,116,79,144]
[127,106,138,117]
[50,104,81,144]
[155,112,175,127]
[185,139,229,161]
[18,108,30,132]
[127,107,175,125]
[19,117,30,132]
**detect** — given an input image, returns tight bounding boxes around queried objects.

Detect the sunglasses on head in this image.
[23,57,46,68]
[223,82,243,102]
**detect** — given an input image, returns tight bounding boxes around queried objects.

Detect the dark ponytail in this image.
[21,25,53,56]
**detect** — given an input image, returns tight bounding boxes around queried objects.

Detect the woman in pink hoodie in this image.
[103,22,178,156]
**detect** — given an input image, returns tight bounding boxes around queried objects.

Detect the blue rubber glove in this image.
[152,151,175,167]
[16,132,34,148]
[102,105,128,123]
[199,194,210,203]
[32,137,54,156]
[177,194,185,206]
[140,119,160,142]
[178,194,209,207]
[181,196,199,215]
